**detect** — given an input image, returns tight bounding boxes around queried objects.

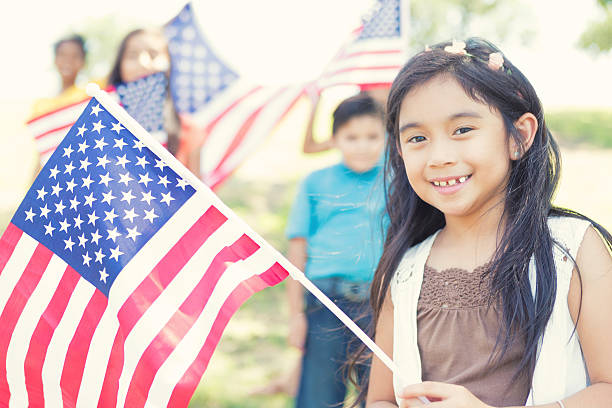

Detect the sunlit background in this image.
[1,1,611,406]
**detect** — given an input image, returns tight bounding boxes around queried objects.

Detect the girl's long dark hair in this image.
[348,37,612,404]
[107,29,145,87]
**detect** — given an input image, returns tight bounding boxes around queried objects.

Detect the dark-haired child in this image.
[285,94,387,408]
[29,34,88,177]
[361,38,612,408]
[31,34,87,118]
[107,29,186,164]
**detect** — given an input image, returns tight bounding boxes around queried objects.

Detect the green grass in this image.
[547,109,612,148]
[187,177,300,408]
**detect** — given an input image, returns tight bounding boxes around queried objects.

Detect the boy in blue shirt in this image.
[286,94,386,408]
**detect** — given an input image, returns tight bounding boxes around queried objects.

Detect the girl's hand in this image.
[399,382,494,408]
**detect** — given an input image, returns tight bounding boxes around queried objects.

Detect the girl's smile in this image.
[429,174,472,194]
[397,74,511,220]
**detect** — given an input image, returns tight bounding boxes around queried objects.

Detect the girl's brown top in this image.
[417,263,531,406]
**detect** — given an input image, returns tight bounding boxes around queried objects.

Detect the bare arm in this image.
[502,225,612,408]
[366,289,399,407]
[286,238,308,349]
[302,91,334,154]
[549,226,612,407]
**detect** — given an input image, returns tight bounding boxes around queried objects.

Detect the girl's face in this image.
[120,31,170,83]
[397,75,512,219]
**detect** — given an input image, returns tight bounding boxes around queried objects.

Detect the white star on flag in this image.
[114,138,127,150]
[92,120,105,133]
[77,124,87,136]
[69,197,81,211]
[63,145,74,158]
[24,208,36,222]
[49,166,60,179]
[99,267,109,283]
[111,122,124,134]
[90,104,103,116]
[79,157,92,171]
[97,154,111,168]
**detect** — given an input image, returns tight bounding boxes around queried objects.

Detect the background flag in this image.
[314,0,410,90]
[1,90,288,407]
[27,73,169,165]
[165,3,304,189]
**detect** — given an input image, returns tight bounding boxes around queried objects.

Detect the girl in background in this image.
[107,29,180,157]
[359,38,612,407]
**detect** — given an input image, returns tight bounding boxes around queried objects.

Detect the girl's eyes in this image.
[407,135,426,143]
[453,127,473,135]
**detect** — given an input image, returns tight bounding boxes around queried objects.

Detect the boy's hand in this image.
[288,312,308,351]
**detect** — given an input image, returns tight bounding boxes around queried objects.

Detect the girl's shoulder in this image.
[547,215,592,260]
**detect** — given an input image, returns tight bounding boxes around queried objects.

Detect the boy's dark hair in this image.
[332,93,384,135]
[54,34,86,58]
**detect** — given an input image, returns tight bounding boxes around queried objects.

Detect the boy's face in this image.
[334,115,385,173]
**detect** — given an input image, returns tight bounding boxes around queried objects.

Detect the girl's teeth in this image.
[433,175,469,187]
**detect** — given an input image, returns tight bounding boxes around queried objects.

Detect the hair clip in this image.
[444,39,467,55]
[440,40,509,74]
[488,52,504,71]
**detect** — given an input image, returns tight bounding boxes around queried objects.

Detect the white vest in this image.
[390,216,591,406]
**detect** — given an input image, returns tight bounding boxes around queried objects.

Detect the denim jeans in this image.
[295,289,371,408]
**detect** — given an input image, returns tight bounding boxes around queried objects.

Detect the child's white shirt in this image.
[390,215,591,406]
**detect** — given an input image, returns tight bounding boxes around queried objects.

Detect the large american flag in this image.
[165,3,304,189]
[315,0,410,90]
[1,90,288,407]
[26,73,169,165]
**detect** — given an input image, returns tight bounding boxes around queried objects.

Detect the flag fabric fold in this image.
[27,73,169,165]
[314,0,410,91]
[1,89,288,407]
[165,3,304,189]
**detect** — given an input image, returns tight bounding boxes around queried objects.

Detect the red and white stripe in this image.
[190,80,304,190]
[27,99,91,164]
[26,91,119,165]
[0,187,288,407]
[315,29,406,90]
[315,0,411,91]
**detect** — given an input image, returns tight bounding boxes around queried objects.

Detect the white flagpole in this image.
[85,83,427,404]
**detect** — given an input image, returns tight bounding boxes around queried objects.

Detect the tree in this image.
[407,0,535,51]
[579,0,612,53]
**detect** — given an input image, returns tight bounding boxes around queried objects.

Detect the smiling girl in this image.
[360,38,612,408]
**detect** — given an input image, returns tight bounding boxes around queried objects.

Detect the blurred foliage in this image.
[579,0,612,53]
[69,0,536,82]
[408,0,536,50]
[67,15,143,81]
[547,110,612,148]
[215,177,298,255]
[188,176,299,408]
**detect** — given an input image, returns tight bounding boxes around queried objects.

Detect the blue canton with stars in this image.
[117,72,167,134]
[13,98,196,296]
[165,3,240,114]
[358,0,401,40]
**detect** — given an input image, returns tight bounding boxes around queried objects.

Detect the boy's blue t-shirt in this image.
[286,161,387,283]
